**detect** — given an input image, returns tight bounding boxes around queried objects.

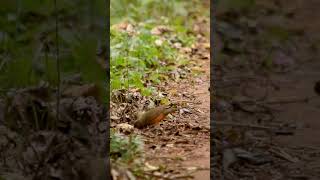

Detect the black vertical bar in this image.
[106,0,111,179]
[210,0,215,179]
[54,0,60,127]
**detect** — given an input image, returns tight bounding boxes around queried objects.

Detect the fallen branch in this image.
[237,97,309,105]
[263,97,309,105]
[213,121,274,130]
[170,174,194,179]
[269,147,299,163]
[213,121,296,138]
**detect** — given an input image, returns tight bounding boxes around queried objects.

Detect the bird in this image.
[133,105,177,128]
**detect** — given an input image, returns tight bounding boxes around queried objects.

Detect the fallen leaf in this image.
[179,108,191,115]
[116,123,134,134]
[155,39,163,46]
[151,25,172,35]
[144,162,159,171]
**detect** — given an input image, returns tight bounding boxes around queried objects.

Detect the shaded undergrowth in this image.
[0,0,107,101]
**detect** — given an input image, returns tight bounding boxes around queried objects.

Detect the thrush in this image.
[133,105,177,128]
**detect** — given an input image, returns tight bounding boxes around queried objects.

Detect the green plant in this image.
[110,23,195,96]
[110,0,189,25]
[110,129,144,164]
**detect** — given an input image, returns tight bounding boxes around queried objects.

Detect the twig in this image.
[220,142,252,151]
[269,147,299,163]
[263,97,309,105]
[170,174,194,179]
[238,97,309,105]
[213,121,274,130]
[143,171,194,180]
[142,172,173,180]
[172,100,202,106]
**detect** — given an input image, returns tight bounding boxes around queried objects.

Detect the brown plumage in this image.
[133,105,177,128]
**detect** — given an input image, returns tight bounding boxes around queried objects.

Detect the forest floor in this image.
[142,21,211,179]
[110,1,211,179]
[213,0,320,179]
[110,16,211,180]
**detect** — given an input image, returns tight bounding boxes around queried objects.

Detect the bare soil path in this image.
[142,16,211,180]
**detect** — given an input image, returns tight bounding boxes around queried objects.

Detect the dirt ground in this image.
[142,19,211,180]
[213,0,320,179]
[126,1,212,179]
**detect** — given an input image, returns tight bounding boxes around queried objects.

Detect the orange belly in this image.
[151,113,166,124]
